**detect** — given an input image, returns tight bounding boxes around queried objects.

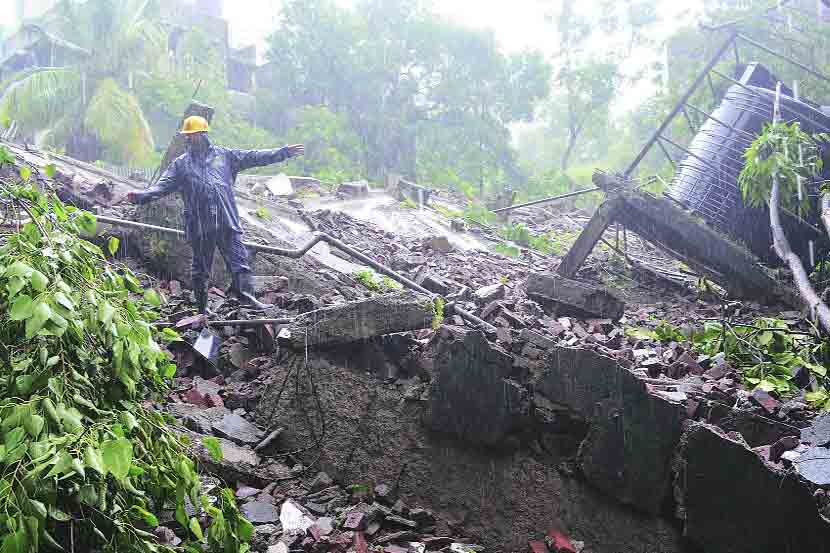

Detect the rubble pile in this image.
[6,139,830,552]
[160,372,487,553]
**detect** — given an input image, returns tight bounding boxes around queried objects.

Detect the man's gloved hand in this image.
[285,144,305,159]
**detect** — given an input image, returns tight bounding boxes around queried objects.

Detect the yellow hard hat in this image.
[180,116,210,134]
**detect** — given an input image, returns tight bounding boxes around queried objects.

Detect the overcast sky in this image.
[224,0,700,56]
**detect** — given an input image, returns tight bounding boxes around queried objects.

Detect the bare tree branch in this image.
[770,174,830,332]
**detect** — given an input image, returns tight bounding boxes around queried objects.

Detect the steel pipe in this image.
[155,318,294,329]
[492,187,601,214]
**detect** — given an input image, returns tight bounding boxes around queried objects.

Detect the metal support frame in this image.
[95,215,495,333]
[625,31,830,180]
[624,34,738,177]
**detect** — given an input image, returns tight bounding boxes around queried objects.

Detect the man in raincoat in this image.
[128,115,304,315]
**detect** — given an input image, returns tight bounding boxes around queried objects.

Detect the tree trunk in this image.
[770,175,830,333]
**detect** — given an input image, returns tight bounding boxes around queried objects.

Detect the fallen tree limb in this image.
[770,175,830,333]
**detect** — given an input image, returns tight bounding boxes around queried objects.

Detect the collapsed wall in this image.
[235,332,686,553]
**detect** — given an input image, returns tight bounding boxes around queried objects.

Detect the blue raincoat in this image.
[132,144,291,280]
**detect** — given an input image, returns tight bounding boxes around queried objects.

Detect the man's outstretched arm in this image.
[230,144,305,172]
[127,162,182,204]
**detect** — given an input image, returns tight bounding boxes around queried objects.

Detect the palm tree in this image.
[0,0,166,165]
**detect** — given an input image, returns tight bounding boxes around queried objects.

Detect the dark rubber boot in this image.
[236,272,273,310]
[193,280,214,316]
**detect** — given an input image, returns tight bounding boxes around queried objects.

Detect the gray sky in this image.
[224,1,700,56]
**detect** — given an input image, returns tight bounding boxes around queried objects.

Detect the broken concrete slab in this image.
[286,291,434,349]
[802,413,830,446]
[182,430,290,488]
[473,283,505,304]
[794,446,830,486]
[526,272,625,321]
[212,413,265,446]
[241,501,281,524]
[675,422,830,552]
[592,172,788,303]
[534,347,686,515]
[428,326,528,447]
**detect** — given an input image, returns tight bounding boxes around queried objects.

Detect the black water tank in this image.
[667,84,830,263]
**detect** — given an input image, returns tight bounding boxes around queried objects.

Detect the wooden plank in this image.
[557,196,622,278]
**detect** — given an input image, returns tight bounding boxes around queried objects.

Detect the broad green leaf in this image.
[84,446,106,475]
[805,362,828,377]
[44,164,56,179]
[19,166,31,182]
[29,270,48,292]
[53,292,73,311]
[27,499,47,519]
[7,262,32,278]
[4,427,25,450]
[6,277,25,298]
[807,389,829,404]
[99,301,116,327]
[41,529,63,551]
[23,415,44,439]
[757,331,773,346]
[25,302,52,338]
[161,363,177,378]
[101,438,132,480]
[120,412,137,431]
[47,505,71,522]
[57,405,83,434]
[757,379,777,392]
[108,237,120,256]
[78,484,99,506]
[130,506,159,528]
[76,212,97,235]
[71,458,85,478]
[161,328,182,342]
[15,375,33,396]
[143,289,161,307]
[202,437,223,462]
[188,517,204,540]
[5,444,27,465]
[238,517,255,541]
[10,295,33,321]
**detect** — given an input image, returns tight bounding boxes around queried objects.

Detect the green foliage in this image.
[738,121,828,213]
[264,0,551,186]
[629,313,830,404]
[0,1,165,165]
[494,244,520,258]
[497,224,576,256]
[0,150,251,551]
[254,207,272,221]
[690,318,827,398]
[463,203,497,227]
[432,297,445,330]
[400,197,419,210]
[353,270,402,292]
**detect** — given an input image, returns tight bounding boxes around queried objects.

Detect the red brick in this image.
[353,532,368,553]
[529,540,549,553]
[545,529,576,553]
[204,393,224,408]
